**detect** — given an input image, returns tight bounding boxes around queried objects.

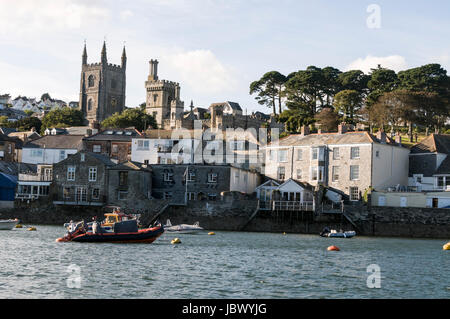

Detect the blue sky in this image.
[0,0,449,114]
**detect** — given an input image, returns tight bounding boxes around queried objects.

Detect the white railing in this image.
[272,201,315,212]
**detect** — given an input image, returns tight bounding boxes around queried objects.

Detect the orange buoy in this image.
[327,245,340,251]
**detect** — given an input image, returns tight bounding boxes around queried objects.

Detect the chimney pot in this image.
[301,125,310,136]
[338,123,347,134]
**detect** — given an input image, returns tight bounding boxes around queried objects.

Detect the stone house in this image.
[83,128,143,163]
[150,164,261,204]
[408,134,450,191]
[107,161,152,208]
[52,151,115,206]
[263,125,410,201]
[0,133,16,162]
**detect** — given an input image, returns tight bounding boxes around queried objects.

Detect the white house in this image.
[22,135,84,165]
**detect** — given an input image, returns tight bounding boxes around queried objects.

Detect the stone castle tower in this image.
[79,42,126,126]
[145,59,184,129]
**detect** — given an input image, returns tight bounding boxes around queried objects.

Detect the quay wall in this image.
[1,198,450,239]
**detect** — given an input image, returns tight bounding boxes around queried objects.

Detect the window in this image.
[144,160,149,165]
[163,172,174,182]
[153,94,158,102]
[278,149,288,162]
[30,149,43,157]
[59,150,66,161]
[436,176,450,189]
[67,166,75,181]
[88,75,95,87]
[208,193,217,201]
[350,165,359,180]
[296,169,302,180]
[89,167,97,182]
[118,191,128,200]
[164,192,172,199]
[208,173,218,183]
[296,149,303,161]
[351,147,360,159]
[350,187,359,201]
[277,167,286,180]
[332,166,339,182]
[375,150,380,158]
[187,192,196,201]
[93,145,101,153]
[269,150,275,161]
[187,171,196,182]
[137,140,149,150]
[119,171,128,186]
[81,153,85,162]
[112,144,118,153]
[311,166,324,182]
[88,99,93,111]
[311,148,318,160]
[92,188,100,200]
[333,147,340,160]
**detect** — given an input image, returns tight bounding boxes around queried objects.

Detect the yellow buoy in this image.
[283,232,286,235]
[27,227,36,231]
[171,238,181,244]
[208,232,215,235]
[443,243,450,250]
[15,224,23,228]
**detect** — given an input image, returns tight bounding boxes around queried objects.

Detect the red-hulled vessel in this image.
[56,210,164,243]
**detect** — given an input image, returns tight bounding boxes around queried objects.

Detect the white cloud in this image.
[161,50,237,95]
[120,10,134,21]
[345,55,408,74]
[0,0,109,35]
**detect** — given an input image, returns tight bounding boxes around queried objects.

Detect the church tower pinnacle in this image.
[101,41,107,64]
[121,45,127,69]
[82,42,88,65]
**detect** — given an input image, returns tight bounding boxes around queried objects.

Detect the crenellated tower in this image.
[79,41,127,126]
[145,59,184,129]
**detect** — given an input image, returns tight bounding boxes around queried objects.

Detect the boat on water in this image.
[0,219,19,230]
[320,227,356,238]
[164,219,204,234]
[56,210,164,243]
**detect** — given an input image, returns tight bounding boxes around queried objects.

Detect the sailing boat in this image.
[164,219,204,234]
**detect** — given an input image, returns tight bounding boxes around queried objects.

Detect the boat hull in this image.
[61,226,164,243]
[0,219,19,230]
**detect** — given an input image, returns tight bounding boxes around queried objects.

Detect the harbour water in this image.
[0,226,448,299]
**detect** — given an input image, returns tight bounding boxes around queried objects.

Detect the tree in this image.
[250,71,287,115]
[315,107,341,132]
[333,90,363,122]
[41,107,84,132]
[101,107,157,131]
[338,70,370,95]
[366,66,399,107]
[41,93,52,101]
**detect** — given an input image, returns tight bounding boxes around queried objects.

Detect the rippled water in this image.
[0,226,448,298]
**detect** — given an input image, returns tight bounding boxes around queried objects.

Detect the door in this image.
[75,187,87,202]
[378,196,386,207]
[432,198,439,208]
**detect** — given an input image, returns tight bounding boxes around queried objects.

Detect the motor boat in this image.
[320,227,356,238]
[164,219,204,234]
[56,211,164,243]
[0,219,19,230]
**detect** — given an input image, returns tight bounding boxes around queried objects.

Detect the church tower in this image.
[145,59,184,129]
[79,41,127,126]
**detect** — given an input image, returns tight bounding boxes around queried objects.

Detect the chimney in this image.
[85,129,92,137]
[301,125,310,136]
[31,127,36,133]
[376,129,387,144]
[338,123,347,134]
[318,128,322,134]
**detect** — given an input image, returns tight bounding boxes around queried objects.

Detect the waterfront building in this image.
[16,164,53,200]
[263,124,410,201]
[149,164,261,204]
[21,135,84,165]
[83,127,142,163]
[371,189,450,208]
[0,133,16,162]
[78,42,126,126]
[52,151,116,206]
[408,134,450,191]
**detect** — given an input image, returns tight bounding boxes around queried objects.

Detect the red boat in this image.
[56,211,164,243]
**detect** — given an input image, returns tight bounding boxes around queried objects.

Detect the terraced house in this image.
[263,125,410,201]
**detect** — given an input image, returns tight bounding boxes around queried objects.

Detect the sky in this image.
[0,0,449,114]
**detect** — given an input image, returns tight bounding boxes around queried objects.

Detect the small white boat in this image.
[164,219,204,234]
[320,227,356,238]
[0,219,19,230]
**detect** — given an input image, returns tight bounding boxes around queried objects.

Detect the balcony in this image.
[272,201,315,211]
[18,173,52,182]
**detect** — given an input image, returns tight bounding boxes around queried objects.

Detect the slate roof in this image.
[411,134,450,154]
[0,127,17,135]
[108,161,151,171]
[23,135,84,149]
[434,156,450,175]
[84,128,142,141]
[273,131,389,147]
